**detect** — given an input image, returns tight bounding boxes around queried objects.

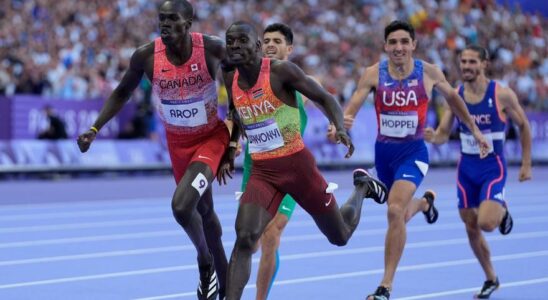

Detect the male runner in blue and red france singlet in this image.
[425,44,532,299]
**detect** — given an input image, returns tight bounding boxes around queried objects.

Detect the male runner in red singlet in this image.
[77,1,229,299]
[328,21,490,300]
[218,21,389,300]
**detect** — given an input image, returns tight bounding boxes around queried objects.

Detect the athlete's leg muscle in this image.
[460,208,497,281]
[256,213,289,300]
[198,188,228,296]
[311,183,369,246]
[171,161,215,265]
[381,180,416,288]
[227,203,273,300]
[477,200,505,232]
[404,196,428,222]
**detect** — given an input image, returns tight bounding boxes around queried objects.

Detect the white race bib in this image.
[379,113,418,138]
[460,132,494,155]
[245,119,284,153]
[161,98,207,127]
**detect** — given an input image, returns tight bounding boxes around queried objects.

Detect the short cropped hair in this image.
[227,21,259,40]
[165,0,193,19]
[264,23,293,45]
[384,20,415,41]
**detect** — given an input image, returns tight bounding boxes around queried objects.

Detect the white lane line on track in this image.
[2,217,548,249]
[0,204,548,234]
[2,230,547,267]
[1,187,545,216]
[0,214,388,233]
[1,236,548,290]
[0,196,239,213]
[394,276,548,300]
[131,251,548,300]
[0,197,170,212]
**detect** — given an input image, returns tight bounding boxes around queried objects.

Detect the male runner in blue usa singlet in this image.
[329,21,490,300]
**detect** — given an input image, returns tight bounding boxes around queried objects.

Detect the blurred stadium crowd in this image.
[0,0,546,112]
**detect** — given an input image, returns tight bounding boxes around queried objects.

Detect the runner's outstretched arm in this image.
[497,86,532,181]
[217,68,241,184]
[275,60,354,158]
[424,109,455,145]
[78,44,150,152]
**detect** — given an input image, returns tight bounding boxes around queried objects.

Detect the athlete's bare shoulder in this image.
[368,62,380,70]
[202,34,226,59]
[270,59,300,76]
[132,41,155,61]
[495,81,519,106]
[495,82,514,96]
[129,42,155,76]
[421,60,445,82]
[270,58,285,67]
[364,62,380,74]
[359,62,379,88]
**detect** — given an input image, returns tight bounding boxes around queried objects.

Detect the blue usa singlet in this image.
[373,60,430,190]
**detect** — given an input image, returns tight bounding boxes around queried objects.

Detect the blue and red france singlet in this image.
[456,80,507,208]
[457,80,507,156]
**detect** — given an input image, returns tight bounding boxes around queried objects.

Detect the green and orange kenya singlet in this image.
[231,58,304,161]
[232,58,335,216]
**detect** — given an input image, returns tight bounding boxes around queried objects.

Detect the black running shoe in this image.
[422,190,439,224]
[475,277,499,299]
[499,207,513,235]
[197,263,218,300]
[367,286,390,300]
[353,168,388,204]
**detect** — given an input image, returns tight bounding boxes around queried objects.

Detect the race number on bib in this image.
[460,132,494,155]
[161,98,207,127]
[380,113,418,138]
[245,119,284,153]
